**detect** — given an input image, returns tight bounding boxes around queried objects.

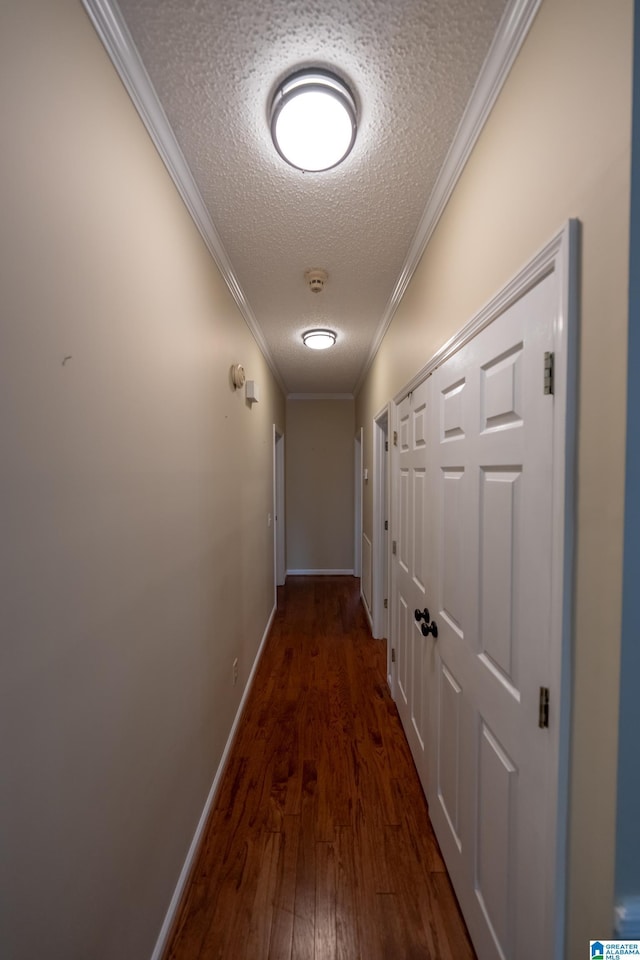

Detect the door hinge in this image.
[544,351,555,395]
[391,648,396,663]
[538,687,550,728]
[384,520,388,531]
[384,598,388,609]
[392,540,397,555]
[393,430,398,446]
[385,440,389,452]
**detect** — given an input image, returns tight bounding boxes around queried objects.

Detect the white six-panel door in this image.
[429,271,556,960]
[392,377,434,789]
[390,225,575,960]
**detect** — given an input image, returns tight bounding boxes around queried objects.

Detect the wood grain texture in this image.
[165,576,476,960]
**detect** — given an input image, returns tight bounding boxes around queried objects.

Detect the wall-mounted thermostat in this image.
[231,363,246,388]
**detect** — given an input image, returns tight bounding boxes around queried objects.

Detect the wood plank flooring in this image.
[165,576,476,960]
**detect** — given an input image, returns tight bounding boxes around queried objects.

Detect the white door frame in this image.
[273,425,286,598]
[354,428,363,579]
[372,405,391,648]
[389,221,578,957]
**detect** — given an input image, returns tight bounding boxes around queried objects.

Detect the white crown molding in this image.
[82,0,541,403]
[353,0,543,395]
[287,392,354,400]
[81,0,287,396]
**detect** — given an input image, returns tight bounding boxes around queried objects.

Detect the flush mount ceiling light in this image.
[302,329,337,350]
[270,69,357,172]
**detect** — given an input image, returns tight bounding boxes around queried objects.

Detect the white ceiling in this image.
[84,0,539,396]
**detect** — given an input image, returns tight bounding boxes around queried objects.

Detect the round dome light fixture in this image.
[302,328,337,350]
[270,69,357,172]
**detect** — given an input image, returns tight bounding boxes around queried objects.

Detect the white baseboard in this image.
[150,603,276,960]
[286,568,355,576]
[361,589,374,633]
[614,896,640,937]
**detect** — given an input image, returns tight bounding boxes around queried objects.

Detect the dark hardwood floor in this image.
[165,576,476,960]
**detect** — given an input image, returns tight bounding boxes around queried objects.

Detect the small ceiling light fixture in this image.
[302,328,337,350]
[270,69,357,172]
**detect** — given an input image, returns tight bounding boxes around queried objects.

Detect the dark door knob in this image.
[421,619,438,639]
[414,607,430,624]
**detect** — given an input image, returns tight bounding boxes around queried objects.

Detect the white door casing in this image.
[373,406,390,645]
[389,222,577,960]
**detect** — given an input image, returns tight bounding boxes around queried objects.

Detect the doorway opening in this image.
[354,428,363,580]
[273,426,285,597]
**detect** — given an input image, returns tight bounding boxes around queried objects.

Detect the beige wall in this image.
[355,0,632,954]
[0,1,284,958]
[286,399,355,572]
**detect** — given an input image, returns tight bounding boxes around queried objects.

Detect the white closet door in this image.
[428,270,557,960]
[391,376,434,791]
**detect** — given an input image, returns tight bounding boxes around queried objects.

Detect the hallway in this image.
[166,577,475,960]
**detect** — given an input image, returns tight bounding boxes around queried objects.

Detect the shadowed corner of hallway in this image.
[164,576,476,960]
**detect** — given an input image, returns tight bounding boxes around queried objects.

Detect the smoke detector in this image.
[305,268,328,293]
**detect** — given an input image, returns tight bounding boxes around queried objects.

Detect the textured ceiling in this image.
[114,0,510,395]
